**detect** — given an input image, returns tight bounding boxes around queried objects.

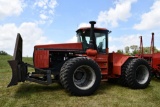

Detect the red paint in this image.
[152,53,160,72]
[86,49,97,56]
[34,43,83,68]
[108,53,131,75]
[34,50,49,68]
[34,43,82,50]
[96,54,108,79]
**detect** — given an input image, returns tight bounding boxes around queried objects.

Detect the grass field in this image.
[0,55,160,107]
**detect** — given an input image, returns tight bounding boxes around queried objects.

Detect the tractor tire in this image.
[60,57,101,96]
[118,59,132,86]
[57,59,70,86]
[126,58,151,89]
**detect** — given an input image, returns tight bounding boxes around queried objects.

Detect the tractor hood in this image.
[34,42,83,51]
[34,42,83,68]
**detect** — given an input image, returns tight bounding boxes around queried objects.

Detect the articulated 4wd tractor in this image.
[8,21,152,96]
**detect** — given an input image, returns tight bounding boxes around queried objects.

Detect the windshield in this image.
[77,31,107,53]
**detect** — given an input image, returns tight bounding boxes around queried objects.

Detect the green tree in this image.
[143,46,160,54]
[117,49,123,54]
[154,47,159,53]
[130,45,138,51]
[0,51,8,55]
[130,45,139,56]
[152,46,159,53]
[143,47,150,54]
[125,46,130,55]
[131,50,139,56]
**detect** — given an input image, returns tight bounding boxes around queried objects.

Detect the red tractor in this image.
[8,21,152,96]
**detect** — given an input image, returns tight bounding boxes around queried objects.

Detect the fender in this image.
[109,53,136,75]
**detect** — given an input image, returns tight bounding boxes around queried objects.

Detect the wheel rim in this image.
[136,65,149,84]
[73,65,96,90]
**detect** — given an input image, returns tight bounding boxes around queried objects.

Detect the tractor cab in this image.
[76,27,110,53]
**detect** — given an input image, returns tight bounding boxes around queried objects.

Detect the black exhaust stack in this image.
[89,21,97,50]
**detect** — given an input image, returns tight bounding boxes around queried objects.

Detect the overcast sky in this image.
[0,0,160,56]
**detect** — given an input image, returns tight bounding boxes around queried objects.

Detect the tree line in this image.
[117,45,159,56]
[0,51,8,55]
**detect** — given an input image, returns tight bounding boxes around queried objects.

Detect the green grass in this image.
[0,55,160,107]
[0,55,33,72]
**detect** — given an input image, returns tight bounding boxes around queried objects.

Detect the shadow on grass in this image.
[59,82,114,97]
[94,81,128,95]
[152,77,160,83]
[14,83,63,98]
[14,80,138,98]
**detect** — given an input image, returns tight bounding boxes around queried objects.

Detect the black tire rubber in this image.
[126,58,151,89]
[57,59,70,86]
[118,59,132,86]
[60,57,101,96]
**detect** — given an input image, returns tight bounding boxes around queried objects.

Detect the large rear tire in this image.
[60,57,101,96]
[126,58,151,89]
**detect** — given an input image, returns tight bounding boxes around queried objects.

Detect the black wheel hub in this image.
[74,72,84,80]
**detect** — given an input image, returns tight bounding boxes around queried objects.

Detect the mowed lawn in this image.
[0,55,160,107]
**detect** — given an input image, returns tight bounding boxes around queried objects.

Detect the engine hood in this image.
[34,42,83,51]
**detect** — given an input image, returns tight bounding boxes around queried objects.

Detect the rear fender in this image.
[109,53,135,75]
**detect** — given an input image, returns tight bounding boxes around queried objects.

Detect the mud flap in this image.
[8,33,27,87]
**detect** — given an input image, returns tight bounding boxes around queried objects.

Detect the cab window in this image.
[77,31,106,53]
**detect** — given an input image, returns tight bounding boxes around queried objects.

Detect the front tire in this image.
[60,57,101,96]
[126,58,151,89]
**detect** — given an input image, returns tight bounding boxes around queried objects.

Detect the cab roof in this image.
[76,27,108,32]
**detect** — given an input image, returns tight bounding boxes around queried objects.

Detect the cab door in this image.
[95,33,108,80]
